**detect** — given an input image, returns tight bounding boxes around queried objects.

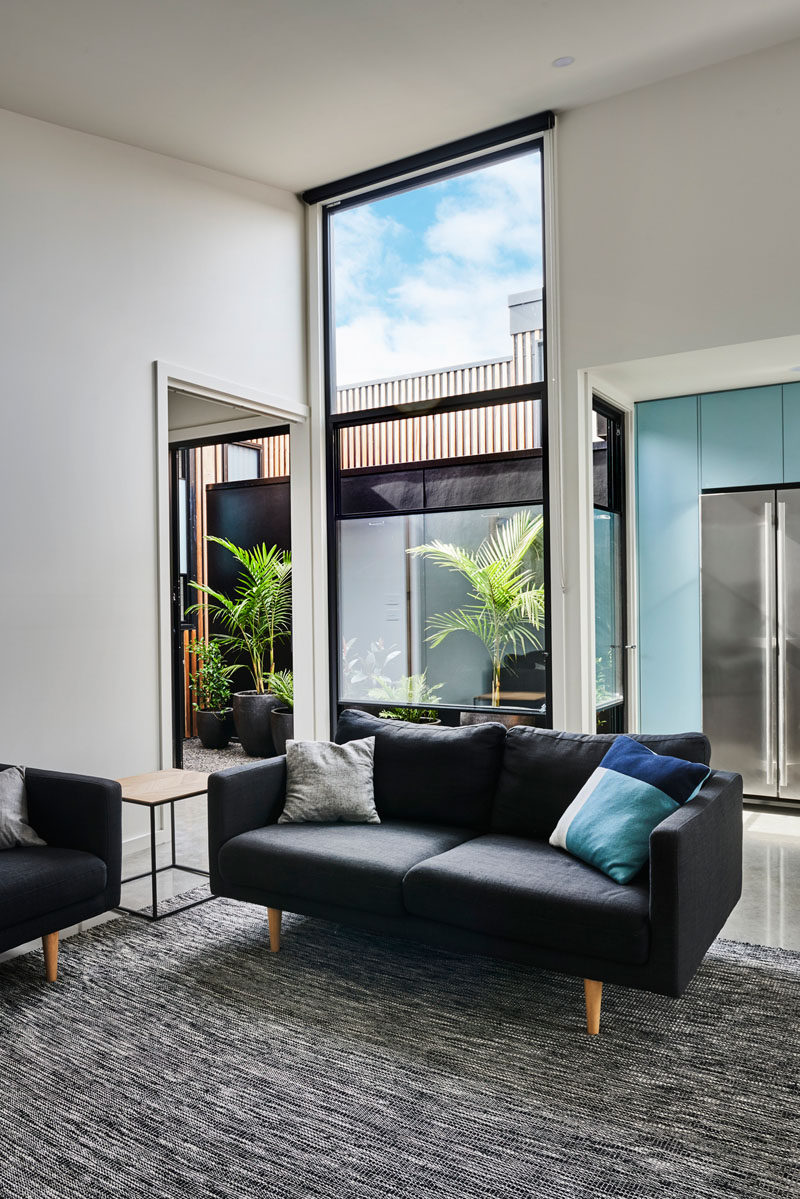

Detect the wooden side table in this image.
[117,768,212,921]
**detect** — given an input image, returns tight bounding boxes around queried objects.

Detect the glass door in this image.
[593,401,628,732]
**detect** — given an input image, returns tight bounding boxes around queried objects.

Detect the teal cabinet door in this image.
[700,386,783,489]
[636,396,702,733]
[783,383,800,483]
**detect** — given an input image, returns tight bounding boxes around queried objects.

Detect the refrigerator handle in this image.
[777,499,788,788]
[765,501,776,788]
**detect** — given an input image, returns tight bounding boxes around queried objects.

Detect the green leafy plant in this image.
[409,510,545,707]
[188,538,292,694]
[341,636,401,697]
[368,672,444,722]
[186,638,237,712]
[267,669,293,711]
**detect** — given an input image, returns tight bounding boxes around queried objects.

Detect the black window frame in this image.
[592,397,628,733]
[316,124,553,733]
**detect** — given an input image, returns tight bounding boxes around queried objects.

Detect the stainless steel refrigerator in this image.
[701,488,800,801]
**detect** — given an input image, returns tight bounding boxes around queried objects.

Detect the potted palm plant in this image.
[189,537,292,756]
[186,637,237,749]
[409,510,545,728]
[268,669,294,755]
[367,672,444,724]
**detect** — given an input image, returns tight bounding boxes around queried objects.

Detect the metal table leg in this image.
[150,805,158,919]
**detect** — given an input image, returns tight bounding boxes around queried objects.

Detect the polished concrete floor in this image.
[722,807,800,950]
[119,789,800,952]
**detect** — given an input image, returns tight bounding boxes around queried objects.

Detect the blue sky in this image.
[332,149,542,386]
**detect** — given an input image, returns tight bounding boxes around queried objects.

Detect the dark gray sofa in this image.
[0,766,122,980]
[208,712,743,1034]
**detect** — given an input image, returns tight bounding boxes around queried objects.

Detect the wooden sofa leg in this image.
[584,979,602,1034]
[42,931,59,983]
[267,908,282,953]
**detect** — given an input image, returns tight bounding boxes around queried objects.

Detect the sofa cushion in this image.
[218,821,475,917]
[335,709,506,828]
[0,847,107,930]
[491,727,712,840]
[403,834,651,964]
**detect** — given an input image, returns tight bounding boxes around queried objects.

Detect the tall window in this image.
[322,131,550,725]
[593,401,627,732]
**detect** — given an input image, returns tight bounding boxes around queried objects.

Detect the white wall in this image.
[553,37,800,730]
[0,109,305,786]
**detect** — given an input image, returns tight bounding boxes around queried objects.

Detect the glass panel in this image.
[338,505,546,712]
[337,398,543,515]
[330,146,543,410]
[593,411,609,508]
[594,510,624,710]
[178,478,188,576]
[227,444,261,481]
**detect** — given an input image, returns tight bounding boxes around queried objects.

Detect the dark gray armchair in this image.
[0,766,122,980]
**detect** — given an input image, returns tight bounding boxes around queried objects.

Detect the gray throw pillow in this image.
[0,766,46,849]
[279,738,380,824]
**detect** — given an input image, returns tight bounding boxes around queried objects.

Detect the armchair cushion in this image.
[0,847,106,929]
[403,834,651,964]
[22,768,122,894]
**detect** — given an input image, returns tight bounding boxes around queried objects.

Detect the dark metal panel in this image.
[206,478,293,676]
[425,454,543,510]
[339,470,424,516]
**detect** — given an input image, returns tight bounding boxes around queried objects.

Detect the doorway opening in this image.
[166,385,294,771]
[592,398,629,732]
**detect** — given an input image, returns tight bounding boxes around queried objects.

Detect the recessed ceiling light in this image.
[790,365,800,373]
[553,56,575,68]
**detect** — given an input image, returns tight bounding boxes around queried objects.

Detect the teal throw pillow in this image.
[549,736,709,884]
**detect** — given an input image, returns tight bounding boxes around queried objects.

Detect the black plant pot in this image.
[195,708,235,750]
[460,710,539,729]
[232,691,282,757]
[270,706,295,756]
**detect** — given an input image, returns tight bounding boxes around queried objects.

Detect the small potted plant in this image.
[268,670,294,755]
[187,638,237,749]
[368,672,444,724]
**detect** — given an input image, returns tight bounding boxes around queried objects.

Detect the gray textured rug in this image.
[1,898,797,1199]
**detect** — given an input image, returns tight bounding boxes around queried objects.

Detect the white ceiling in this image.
[1,0,799,193]
[593,336,800,405]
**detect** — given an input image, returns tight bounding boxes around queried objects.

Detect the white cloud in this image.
[331,205,404,315]
[333,153,542,386]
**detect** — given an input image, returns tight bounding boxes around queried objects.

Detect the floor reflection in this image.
[722,808,800,950]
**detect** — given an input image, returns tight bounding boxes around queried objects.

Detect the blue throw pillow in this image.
[549,736,710,884]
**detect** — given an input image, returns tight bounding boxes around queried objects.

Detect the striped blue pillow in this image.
[549,736,709,884]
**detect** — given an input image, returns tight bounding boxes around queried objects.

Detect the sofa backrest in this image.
[491,727,712,840]
[335,709,507,829]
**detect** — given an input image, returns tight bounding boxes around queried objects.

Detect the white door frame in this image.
[579,371,639,732]
[154,362,309,768]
